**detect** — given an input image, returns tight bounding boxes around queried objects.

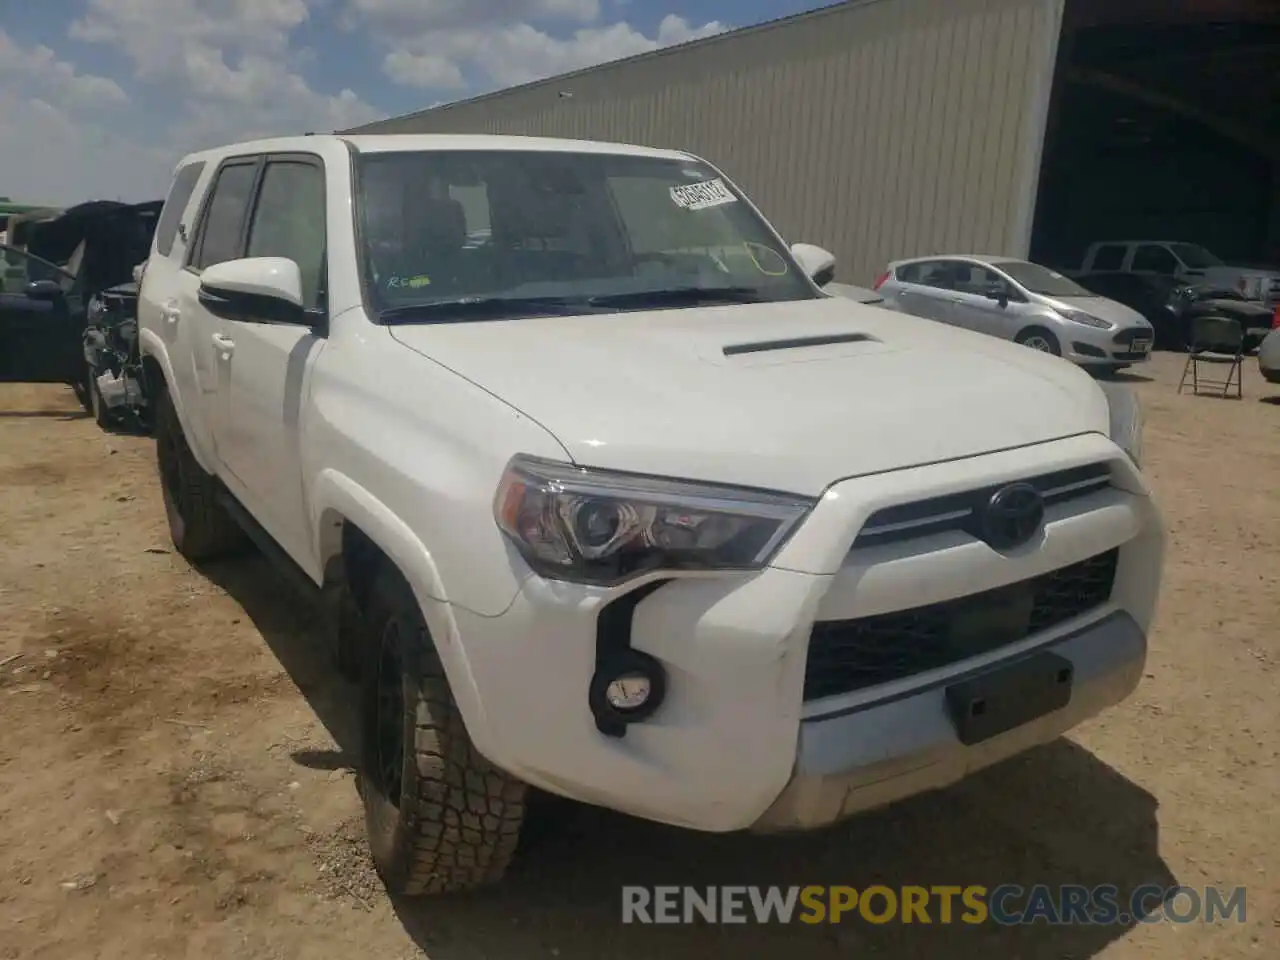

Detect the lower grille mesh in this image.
[803,549,1119,702]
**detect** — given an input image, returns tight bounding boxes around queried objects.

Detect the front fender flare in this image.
[138,330,217,475]
[309,468,495,759]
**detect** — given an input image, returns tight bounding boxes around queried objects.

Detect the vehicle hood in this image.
[97,281,138,297]
[26,199,162,296]
[1197,296,1273,316]
[1205,263,1280,278]
[1046,295,1150,329]
[1200,265,1280,299]
[387,297,1111,495]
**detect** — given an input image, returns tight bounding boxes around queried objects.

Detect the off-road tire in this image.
[1015,326,1061,356]
[359,570,527,896]
[153,385,246,561]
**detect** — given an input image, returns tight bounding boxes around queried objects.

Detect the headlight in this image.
[494,455,815,585]
[1057,308,1112,329]
[86,298,106,325]
[1099,381,1143,467]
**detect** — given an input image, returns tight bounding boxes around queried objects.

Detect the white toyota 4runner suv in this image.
[136,133,1164,896]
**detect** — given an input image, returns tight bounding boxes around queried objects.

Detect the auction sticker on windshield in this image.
[670,178,737,211]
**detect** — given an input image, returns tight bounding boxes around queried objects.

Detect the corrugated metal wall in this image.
[348,0,1064,284]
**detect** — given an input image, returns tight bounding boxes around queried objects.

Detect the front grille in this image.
[803,549,1119,702]
[852,463,1111,550]
[1112,328,1151,346]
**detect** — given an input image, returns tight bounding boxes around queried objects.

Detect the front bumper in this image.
[753,610,1143,829]
[451,433,1164,833]
[1064,324,1154,365]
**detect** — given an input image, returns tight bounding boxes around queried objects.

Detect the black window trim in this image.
[155,160,207,259]
[184,153,266,274]
[241,150,329,331]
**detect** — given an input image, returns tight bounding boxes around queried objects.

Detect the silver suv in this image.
[876,255,1154,370]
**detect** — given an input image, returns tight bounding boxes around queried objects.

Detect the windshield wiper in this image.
[585,286,771,308]
[378,295,593,324]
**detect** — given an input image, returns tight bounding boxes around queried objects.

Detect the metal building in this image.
[346,0,1280,284]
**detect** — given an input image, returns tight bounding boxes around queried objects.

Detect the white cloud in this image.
[383,49,468,90]
[367,10,728,92]
[0,2,730,204]
[2,0,383,204]
[345,0,602,33]
[0,28,158,203]
[0,28,128,109]
[477,15,729,88]
[0,92,172,203]
[71,0,382,146]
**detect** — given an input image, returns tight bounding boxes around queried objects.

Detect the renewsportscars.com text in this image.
[621,884,1246,926]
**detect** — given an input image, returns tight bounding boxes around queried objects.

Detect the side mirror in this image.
[24,279,63,301]
[790,242,837,287]
[198,257,309,325]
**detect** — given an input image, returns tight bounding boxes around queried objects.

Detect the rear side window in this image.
[897,260,956,290]
[1132,244,1178,275]
[192,161,259,270]
[154,161,205,258]
[1090,244,1127,271]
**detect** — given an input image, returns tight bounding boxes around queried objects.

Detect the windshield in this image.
[354,149,819,320]
[1169,244,1223,269]
[996,260,1091,298]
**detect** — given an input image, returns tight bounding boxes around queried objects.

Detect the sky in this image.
[0,0,828,206]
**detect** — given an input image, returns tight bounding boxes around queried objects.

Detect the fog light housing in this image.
[588,650,666,737]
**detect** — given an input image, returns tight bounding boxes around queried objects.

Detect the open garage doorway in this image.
[1029,0,1280,273]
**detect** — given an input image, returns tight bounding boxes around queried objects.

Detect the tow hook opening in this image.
[590,578,669,738]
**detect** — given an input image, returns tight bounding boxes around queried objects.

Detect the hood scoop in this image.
[722,331,878,357]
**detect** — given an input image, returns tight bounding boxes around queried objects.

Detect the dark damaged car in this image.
[0,199,160,427]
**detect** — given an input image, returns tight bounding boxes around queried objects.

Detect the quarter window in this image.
[1132,244,1178,275]
[1090,244,1127,271]
[155,162,206,258]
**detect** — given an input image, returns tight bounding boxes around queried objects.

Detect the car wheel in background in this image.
[1016,327,1061,356]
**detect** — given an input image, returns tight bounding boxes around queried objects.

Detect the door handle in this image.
[211,333,235,357]
[161,303,181,324]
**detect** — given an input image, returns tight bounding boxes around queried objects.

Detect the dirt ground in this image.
[0,351,1276,960]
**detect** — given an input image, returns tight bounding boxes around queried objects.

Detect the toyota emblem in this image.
[980,482,1045,549]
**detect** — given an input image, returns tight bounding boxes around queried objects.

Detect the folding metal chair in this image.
[1177,315,1244,399]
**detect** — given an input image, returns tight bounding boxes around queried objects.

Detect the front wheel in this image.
[359,570,527,896]
[1015,327,1061,356]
